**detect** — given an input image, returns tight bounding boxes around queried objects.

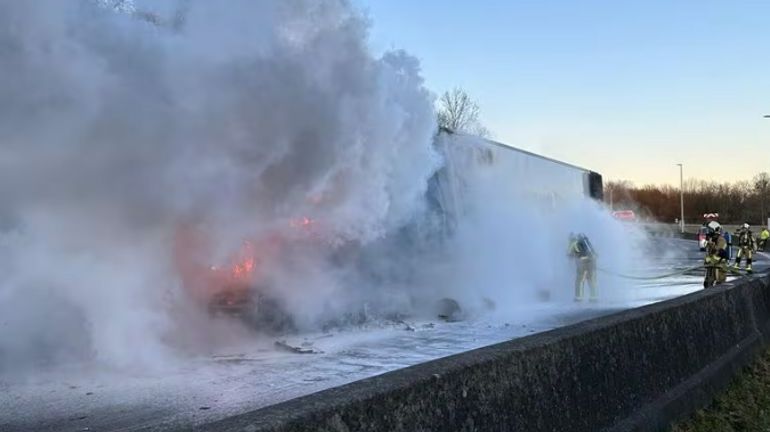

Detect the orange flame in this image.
[229,241,257,282]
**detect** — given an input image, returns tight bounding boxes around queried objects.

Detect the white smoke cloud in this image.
[0,0,646,374]
[0,0,439,370]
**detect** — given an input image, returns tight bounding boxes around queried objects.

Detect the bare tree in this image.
[604,180,633,210]
[605,173,770,225]
[437,88,490,137]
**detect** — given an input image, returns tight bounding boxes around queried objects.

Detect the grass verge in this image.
[672,347,770,432]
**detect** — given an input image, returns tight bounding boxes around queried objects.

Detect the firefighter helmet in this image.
[706,220,722,234]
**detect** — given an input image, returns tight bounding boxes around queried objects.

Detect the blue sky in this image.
[356,0,770,185]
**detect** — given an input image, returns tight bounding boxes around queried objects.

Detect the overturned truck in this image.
[429,128,603,227]
[179,129,604,331]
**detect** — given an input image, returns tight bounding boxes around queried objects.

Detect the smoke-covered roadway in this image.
[3,237,763,432]
[1,2,766,431]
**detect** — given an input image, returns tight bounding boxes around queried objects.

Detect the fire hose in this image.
[599,251,770,281]
[596,264,706,281]
[590,232,770,281]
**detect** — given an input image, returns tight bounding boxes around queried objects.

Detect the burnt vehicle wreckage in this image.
[190,130,603,334]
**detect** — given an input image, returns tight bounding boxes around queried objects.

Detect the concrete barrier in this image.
[199,274,770,432]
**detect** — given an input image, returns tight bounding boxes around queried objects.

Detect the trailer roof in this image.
[482,138,591,173]
[442,129,593,174]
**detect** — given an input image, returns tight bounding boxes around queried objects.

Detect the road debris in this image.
[437,297,463,322]
[275,340,322,354]
[396,319,416,331]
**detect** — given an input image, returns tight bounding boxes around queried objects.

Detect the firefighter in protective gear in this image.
[759,228,770,252]
[568,233,597,301]
[704,221,729,288]
[732,223,757,273]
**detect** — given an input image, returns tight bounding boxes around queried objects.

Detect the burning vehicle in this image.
[204,240,291,330]
[173,218,322,333]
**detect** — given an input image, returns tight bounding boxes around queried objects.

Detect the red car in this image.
[612,210,636,222]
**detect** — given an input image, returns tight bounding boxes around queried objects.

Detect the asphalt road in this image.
[2,238,767,432]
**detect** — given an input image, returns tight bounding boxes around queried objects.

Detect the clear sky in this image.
[356,0,770,186]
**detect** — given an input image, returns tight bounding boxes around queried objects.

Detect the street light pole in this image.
[765,115,770,228]
[609,188,614,210]
[677,163,684,233]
